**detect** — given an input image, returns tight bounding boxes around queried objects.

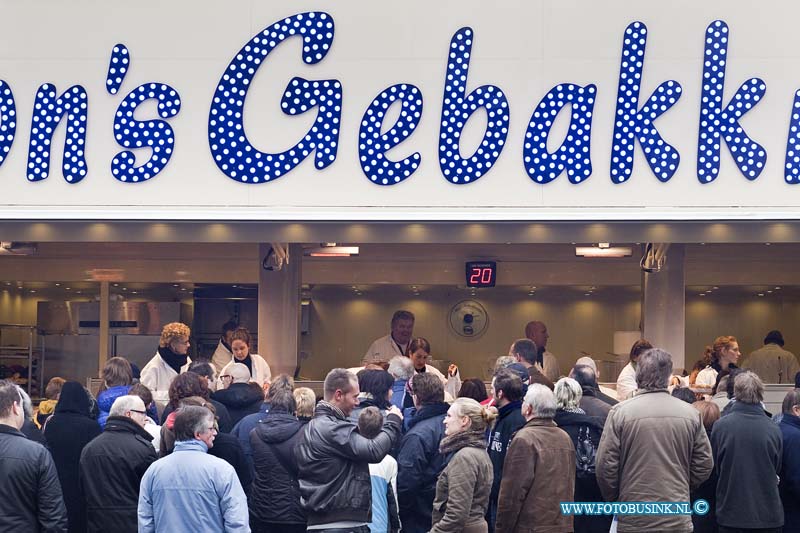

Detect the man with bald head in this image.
[213,362,265,427]
[524,321,560,382]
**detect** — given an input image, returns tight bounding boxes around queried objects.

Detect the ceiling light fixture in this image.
[576,246,632,258]
[304,244,359,257]
[0,242,37,256]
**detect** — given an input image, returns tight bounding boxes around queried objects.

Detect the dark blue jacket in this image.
[230,401,270,478]
[390,379,408,410]
[396,402,449,533]
[487,400,525,531]
[249,408,308,526]
[780,413,800,531]
[712,401,783,529]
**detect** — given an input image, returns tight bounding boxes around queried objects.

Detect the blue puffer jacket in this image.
[97,385,130,429]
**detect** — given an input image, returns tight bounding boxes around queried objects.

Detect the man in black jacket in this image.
[396,372,450,533]
[0,380,67,532]
[296,368,402,532]
[487,367,527,533]
[572,364,614,425]
[79,395,157,533]
[212,362,264,427]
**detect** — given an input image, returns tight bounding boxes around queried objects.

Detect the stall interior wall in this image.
[302,287,642,380]
[685,294,800,367]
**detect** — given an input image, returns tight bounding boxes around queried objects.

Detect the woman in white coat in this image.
[219,327,271,387]
[140,322,192,406]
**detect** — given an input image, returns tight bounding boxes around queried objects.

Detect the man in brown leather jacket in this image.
[495,384,575,533]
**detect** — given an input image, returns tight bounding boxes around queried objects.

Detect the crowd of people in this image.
[1,314,799,533]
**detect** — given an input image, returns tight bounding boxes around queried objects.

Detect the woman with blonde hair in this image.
[293,387,317,421]
[695,335,741,388]
[431,397,495,533]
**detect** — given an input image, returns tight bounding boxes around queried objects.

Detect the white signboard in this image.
[0,0,799,220]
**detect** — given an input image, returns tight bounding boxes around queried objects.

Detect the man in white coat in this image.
[211,321,238,375]
[525,321,560,382]
[363,310,415,365]
[140,322,192,407]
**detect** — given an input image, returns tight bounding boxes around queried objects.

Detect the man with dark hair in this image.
[571,365,613,425]
[364,310,415,365]
[396,372,450,533]
[80,395,158,533]
[296,368,402,532]
[138,406,248,532]
[212,320,239,374]
[509,338,554,390]
[187,360,217,391]
[597,348,712,533]
[743,329,800,384]
[0,379,67,531]
[486,369,526,532]
[712,371,784,532]
[358,407,401,533]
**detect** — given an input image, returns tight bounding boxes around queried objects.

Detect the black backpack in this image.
[575,425,598,478]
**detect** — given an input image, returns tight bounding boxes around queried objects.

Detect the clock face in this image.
[448,299,489,338]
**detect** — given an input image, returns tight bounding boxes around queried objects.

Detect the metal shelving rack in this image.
[0,324,45,397]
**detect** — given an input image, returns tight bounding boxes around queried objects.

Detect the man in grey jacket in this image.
[596,348,713,533]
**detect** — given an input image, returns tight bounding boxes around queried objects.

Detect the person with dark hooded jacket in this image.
[0,380,67,532]
[295,368,402,531]
[79,395,157,533]
[396,372,450,533]
[486,366,527,533]
[249,387,308,533]
[212,362,264,427]
[43,381,102,533]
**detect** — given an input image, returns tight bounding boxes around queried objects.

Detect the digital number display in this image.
[465,261,497,288]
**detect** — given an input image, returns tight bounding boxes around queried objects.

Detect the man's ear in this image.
[496,389,504,400]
